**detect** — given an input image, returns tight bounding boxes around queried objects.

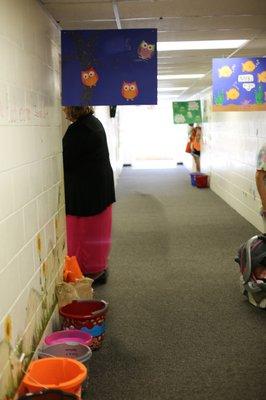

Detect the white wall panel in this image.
[201,93,266,232]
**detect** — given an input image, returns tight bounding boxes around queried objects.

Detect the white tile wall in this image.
[0,1,124,395]
[12,166,30,210]
[23,200,38,243]
[18,243,36,293]
[29,161,43,198]
[0,1,65,396]
[201,93,266,232]
[0,257,21,322]
[0,171,14,220]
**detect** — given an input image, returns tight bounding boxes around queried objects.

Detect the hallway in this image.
[90,166,266,400]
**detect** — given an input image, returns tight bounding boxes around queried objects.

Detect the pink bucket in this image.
[44,329,93,347]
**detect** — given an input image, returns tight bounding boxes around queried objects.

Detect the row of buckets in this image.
[21,300,108,399]
[190,172,209,188]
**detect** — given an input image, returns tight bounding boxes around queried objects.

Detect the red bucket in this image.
[196,174,208,188]
[59,301,108,350]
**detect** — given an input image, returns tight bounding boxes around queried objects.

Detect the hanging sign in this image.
[61,29,157,106]
[212,57,266,111]
[172,100,202,124]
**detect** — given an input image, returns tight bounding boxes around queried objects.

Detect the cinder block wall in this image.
[0,1,65,397]
[200,94,266,232]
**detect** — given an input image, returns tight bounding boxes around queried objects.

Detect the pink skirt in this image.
[66,205,112,275]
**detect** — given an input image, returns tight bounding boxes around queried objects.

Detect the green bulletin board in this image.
[172,100,202,124]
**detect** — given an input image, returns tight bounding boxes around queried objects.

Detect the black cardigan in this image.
[63,114,116,216]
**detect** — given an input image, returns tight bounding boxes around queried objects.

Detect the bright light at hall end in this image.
[157,39,249,51]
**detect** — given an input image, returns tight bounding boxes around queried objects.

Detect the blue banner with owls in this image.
[61,29,157,106]
[212,57,266,111]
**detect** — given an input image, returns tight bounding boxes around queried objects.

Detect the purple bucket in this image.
[44,329,93,347]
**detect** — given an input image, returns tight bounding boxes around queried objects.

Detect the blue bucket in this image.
[190,173,202,186]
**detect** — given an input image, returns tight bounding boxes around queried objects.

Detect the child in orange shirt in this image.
[191,126,201,172]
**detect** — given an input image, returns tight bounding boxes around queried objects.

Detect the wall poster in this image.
[212,57,266,111]
[172,100,202,124]
[62,29,157,106]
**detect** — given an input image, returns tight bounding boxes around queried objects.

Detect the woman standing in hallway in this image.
[191,126,201,172]
[63,106,116,281]
[255,144,266,218]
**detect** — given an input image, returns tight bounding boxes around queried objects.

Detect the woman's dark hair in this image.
[63,106,94,121]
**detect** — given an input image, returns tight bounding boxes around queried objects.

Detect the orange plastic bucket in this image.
[23,358,87,395]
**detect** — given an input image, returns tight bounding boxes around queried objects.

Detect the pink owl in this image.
[81,66,99,87]
[121,81,139,101]
[138,41,155,60]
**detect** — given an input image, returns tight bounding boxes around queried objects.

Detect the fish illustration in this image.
[226,87,240,100]
[242,60,256,72]
[218,65,233,78]
[258,70,266,83]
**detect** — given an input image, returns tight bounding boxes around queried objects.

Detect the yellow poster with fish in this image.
[212,58,266,111]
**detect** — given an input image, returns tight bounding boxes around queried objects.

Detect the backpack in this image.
[235,234,266,307]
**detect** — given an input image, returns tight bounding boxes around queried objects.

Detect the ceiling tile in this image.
[42,0,266,99]
[118,0,266,18]
[44,3,114,22]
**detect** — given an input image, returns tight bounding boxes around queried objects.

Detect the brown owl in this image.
[81,66,99,87]
[121,81,139,101]
[138,41,155,60]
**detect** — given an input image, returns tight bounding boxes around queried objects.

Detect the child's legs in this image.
[192,155,201,172]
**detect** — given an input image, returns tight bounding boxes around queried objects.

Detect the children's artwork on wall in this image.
[212,57,266,111]
[61,29,157,106]
[172,101,202,124]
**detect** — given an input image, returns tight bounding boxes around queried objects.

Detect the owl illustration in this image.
[81,67,99,87]
[121,81,139,101]
[138,40,155,60]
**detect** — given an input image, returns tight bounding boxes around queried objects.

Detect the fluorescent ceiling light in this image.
[158,87,188,91]
[158,74,204,80]
[157,39,248,51]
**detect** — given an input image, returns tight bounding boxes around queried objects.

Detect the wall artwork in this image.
[61,29,157,106]
[172,101,202,124]
[212,57,266,111]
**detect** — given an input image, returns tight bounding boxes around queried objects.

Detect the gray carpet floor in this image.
[89,166,266,400]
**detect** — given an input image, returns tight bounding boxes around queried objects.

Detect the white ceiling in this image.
[41,0,266,100]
